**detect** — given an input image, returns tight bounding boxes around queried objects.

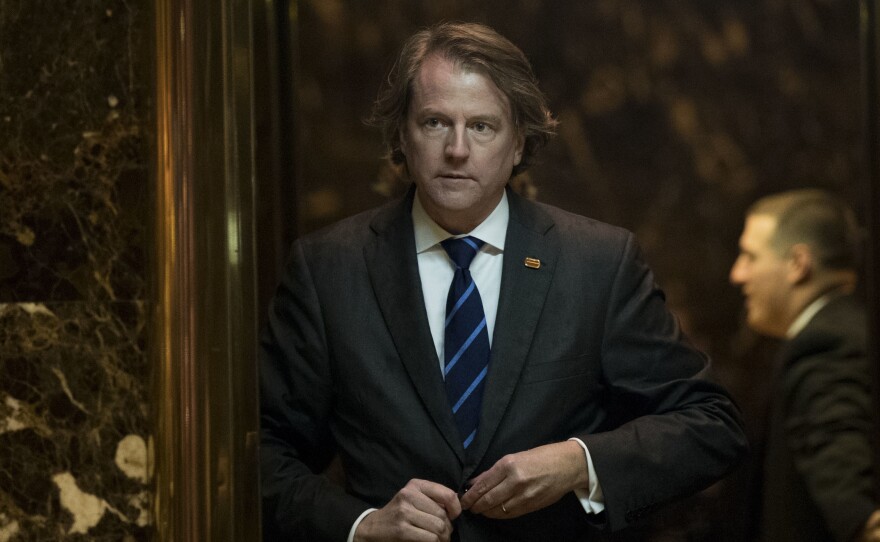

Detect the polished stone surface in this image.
[0,0,151,539]
[0,302,151,540]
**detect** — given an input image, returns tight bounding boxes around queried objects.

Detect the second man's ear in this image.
[786,243,814,285]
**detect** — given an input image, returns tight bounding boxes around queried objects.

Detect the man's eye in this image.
[473,122,489,132]
[425,118,441,128]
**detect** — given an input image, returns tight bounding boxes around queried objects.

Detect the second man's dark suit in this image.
[757,294,877,542]
[260,187,747,541]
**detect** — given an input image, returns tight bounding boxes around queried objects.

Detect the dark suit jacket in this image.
[758,294,877,542]
[260,187,747,541]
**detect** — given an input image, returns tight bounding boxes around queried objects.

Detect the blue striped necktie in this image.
[441,236,490,450]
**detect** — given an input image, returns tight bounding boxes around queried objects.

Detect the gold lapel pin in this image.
[524,257,541,269]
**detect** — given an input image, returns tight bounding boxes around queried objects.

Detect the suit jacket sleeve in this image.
[575,232,748,530]
[260,239,369,541]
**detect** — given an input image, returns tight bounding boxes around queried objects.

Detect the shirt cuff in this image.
[568,437,605,514]
[347,508,377,542]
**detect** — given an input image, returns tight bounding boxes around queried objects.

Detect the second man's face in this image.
[729,214,791,338]
[401,54,524,234]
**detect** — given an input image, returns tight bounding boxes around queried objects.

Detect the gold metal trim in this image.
[153,0,261,538]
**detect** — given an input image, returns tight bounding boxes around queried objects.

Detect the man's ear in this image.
[513,131,525,167]
[786,243,814,285]
[398,128,408,156]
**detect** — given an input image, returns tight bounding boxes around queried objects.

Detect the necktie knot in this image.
[441,236,484,270]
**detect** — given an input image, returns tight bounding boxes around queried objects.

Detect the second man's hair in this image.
[748,188,861,270]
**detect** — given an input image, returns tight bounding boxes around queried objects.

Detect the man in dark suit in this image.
[261,22,747,541]
[730,189,880,542]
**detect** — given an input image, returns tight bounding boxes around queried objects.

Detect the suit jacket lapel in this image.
[467,189,559,471]
[364,188,465,463]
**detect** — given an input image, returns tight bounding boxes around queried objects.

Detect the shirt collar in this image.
[412,189,509,253]
[786,293,834,338]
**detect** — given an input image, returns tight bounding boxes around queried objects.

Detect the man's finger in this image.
[466,478,515,515]
[413,479,462,520]
[460,461,510,510]
[405,507,453,539]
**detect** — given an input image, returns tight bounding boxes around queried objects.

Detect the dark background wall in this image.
[293,0,862,352]
[0,1,152,539]
[288,1,864,539]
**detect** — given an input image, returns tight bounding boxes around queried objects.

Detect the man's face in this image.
[729,214,792,338]
[400,54,524,233]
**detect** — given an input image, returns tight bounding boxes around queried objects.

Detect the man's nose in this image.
[445,127,470,160]
[729,257,745,285]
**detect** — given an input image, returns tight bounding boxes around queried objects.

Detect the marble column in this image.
[0,1,152,540]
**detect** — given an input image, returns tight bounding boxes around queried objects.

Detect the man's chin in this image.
[746,315,783,339]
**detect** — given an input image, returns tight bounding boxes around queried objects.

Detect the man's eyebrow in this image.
[471,114,503,125]
[411,108,447,119]
[411,108,505,124]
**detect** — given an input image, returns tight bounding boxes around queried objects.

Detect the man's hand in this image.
[459,441,589,519]
[354,479,461,542]
[858,509,880,542]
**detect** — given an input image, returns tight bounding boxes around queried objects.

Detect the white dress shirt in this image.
[347,191,604,541]
[413,190,507,363]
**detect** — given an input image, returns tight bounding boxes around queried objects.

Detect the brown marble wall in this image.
[0,1,152,540]
[294,0,862,350]
[291,1,862,540]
